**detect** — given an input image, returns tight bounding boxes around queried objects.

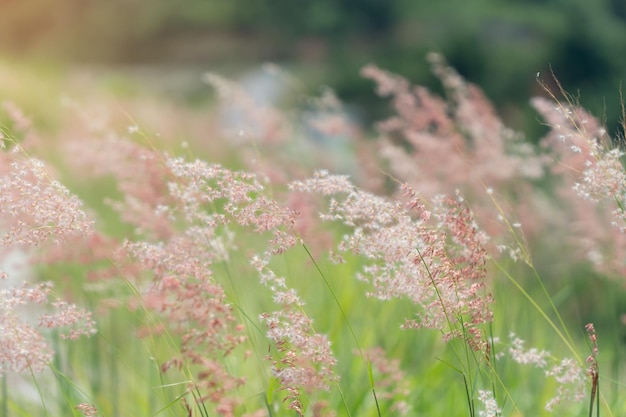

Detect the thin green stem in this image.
[492,259,581,363]
[1,372,7,417]
[302,244,363,356]
[301,243,378,416]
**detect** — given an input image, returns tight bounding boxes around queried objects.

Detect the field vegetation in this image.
[0,55,625,417]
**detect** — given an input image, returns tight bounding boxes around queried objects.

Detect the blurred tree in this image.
[0,0,625,133]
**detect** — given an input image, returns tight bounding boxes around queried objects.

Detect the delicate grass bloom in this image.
[0,150,96,375]
[291,170,493,352]
[477,390,501,417]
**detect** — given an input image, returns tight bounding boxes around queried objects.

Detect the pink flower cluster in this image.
[86,140,337,414]
[0,157,93,248]
[533,95,626,276]
[505,333,586,411]
[1,280,95,373]
[0,144,96,375]
[361,54,544,244]
[254,255,337,414]
[291,170,493,352]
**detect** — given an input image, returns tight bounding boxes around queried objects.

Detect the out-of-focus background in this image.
[2,0,626,137]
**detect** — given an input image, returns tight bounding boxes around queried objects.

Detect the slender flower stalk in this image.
[585,323,599,417]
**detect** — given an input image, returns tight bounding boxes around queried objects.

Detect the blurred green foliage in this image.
[1,0,626,134]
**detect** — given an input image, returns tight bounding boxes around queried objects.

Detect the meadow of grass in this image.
[0,55,625,417]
